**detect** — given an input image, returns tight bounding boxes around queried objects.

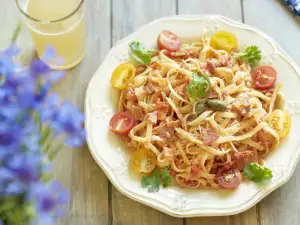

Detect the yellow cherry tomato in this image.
[130,148,157,174]
[210,31,237,52]
[110,63,136,90]
[268,109,291,138]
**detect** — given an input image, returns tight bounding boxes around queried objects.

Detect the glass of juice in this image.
[16,0,85,70]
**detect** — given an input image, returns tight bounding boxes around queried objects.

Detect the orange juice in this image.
[26,0,85,69]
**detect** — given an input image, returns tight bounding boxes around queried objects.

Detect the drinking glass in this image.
[16,0,85,70]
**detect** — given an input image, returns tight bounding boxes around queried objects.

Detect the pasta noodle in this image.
[111,31,288,189]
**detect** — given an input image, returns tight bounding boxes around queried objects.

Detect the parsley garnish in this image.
[161,167,172,188]
[186,73,211,100]
[129,41,153,64]
[243,163,273,183]
[141,168,172,192]
[236,45,262,67]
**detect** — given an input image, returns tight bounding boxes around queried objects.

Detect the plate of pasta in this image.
[85,15,300,217]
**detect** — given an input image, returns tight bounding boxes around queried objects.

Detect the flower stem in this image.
[11,23,23,43]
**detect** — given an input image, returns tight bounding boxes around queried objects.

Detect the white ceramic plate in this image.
[85,15,300,217]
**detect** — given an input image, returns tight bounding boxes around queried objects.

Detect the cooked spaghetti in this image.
[109,30,291,190]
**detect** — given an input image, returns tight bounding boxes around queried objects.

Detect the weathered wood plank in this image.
[111,1,182,225]
[56,0,111,224]
[178,0,243,21]
[177,1,258,224]
[243,1,300,224]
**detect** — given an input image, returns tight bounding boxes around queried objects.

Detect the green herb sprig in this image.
[129,41,153,64]
[236,45,262,67]
[141,168,172,192]
[243,162,273,183]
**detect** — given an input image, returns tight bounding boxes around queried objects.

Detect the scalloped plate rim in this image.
[85,14,300,217]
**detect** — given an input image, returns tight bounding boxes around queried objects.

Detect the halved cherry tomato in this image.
[109,111,136,135]
[268,109,291,138]
[210,31,237,52]
[251,65,277,90]
[157,30,181,52]
[217,168,242,189]
[130,148,157,174]
[110,63,136,90]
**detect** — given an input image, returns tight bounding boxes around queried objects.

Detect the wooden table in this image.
[1,0,300,224]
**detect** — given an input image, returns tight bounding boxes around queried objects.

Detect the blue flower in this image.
[1,40,85,224]
[29,181,69,225]
[40,99,86,147]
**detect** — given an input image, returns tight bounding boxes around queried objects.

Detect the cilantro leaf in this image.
[236,45,262,67]
[161,167,172,188]
[186,73,211,100]
[141,168,161,193]
[129,41,152,64]
[243,163,273,183]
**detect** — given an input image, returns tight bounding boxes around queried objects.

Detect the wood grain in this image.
[178,1,258,224]
[243,1,300,224]
[178,0,243,21]
[55,0,111,224]
[111,1,182,225]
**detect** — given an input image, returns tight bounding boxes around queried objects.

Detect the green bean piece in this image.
[207,99,228,112]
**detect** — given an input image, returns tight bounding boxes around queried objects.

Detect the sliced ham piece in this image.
[190,164,202,179]
[201,127,220,145]
[131,105,144,121]
[232,150,258,171]
[156,102,169,121]
[205,61,215,74]
[159,127,175,139]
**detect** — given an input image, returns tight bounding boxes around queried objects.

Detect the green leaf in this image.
[129,41,152,64]
[40,126,52,145]
[161,168,172,188]
[236,45,261,67]
[243,162,273,183]
[141,168,161,193]
[186,73,211,100]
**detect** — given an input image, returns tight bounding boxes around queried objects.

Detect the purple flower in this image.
[40,98,86,147]
[1,42,85,224]
[29,181,69,225]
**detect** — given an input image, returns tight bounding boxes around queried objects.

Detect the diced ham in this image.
[201,127,220,145]
[131,105,144,121]
[156,102,169,121]
[184,180,198,187]
[190,164,202,179]
[232,151,258,171]
[164,50,200,60]
[169,168,177,177]
[148,111,158,124]
[159,127,175,139]
[206,61,215,73]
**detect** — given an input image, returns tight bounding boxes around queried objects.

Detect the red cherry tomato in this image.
[217,168,242,189]
[157,30,181,52]
[109,111,136,135]
[251,65,277,90]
